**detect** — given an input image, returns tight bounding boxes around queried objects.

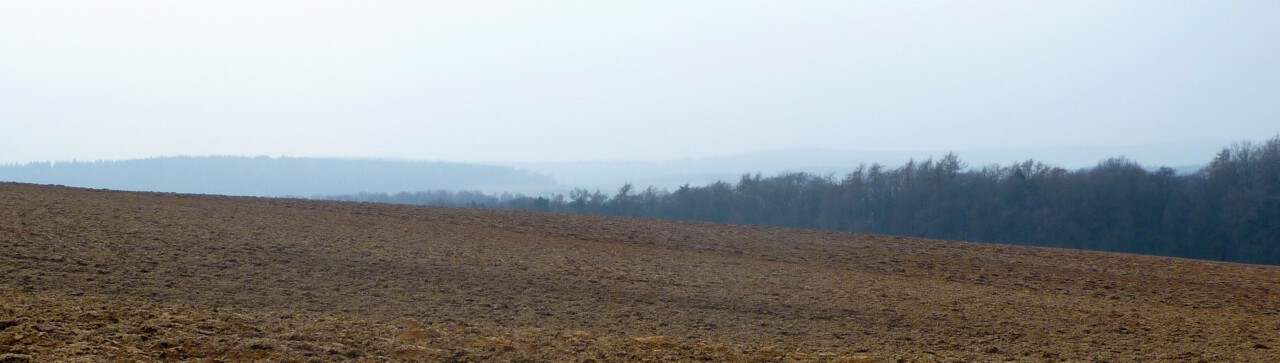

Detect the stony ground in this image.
[1,182,1278,362]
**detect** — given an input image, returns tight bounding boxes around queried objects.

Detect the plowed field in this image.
[2,182,1279,362]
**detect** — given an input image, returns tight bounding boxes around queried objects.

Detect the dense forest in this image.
[0,156,557,197]
[328,136,1280,265]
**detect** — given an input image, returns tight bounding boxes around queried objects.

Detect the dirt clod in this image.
[0,354,33,363]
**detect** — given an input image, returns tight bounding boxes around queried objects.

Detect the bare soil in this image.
[2,182,1278,362]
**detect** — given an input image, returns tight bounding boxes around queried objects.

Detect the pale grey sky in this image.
[2,1,1277,164]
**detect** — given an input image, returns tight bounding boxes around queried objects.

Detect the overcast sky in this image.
[3,1,1278,164]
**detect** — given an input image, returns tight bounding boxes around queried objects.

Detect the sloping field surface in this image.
[2,182,1279,362]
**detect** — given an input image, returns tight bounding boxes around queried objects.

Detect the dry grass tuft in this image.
[831,354,879,363]
[396,327,437,342]
[630,335,676,348]
[391,345,442,360]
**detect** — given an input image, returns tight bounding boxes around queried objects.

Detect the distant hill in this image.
[0,156,558,197]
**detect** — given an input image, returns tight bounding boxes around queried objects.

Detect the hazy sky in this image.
[3,1,1278,164]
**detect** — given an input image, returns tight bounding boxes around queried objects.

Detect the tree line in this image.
[323,136,1280,265]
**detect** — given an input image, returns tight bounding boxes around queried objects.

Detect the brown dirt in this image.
[2,182,1278,362]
